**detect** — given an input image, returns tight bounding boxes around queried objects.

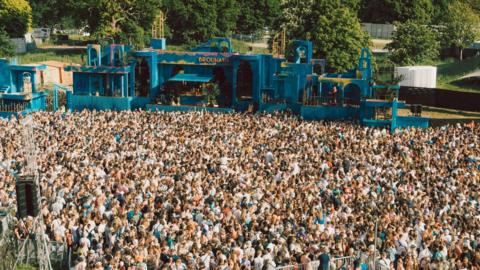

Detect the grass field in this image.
[16,47,84,65]
[399,106,480,119]
[436,57,480,92]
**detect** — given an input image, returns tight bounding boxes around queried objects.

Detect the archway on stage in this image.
[135,59,150,97]
[236,61,253,101]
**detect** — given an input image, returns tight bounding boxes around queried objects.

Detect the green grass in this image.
[230,39,269,54]
[436,56,480,92]
[399,106,480,119]
[374,53,480,92]
[16,48,84,65]
[16,264,38,270]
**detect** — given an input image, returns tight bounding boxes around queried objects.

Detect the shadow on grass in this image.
[448,77,480,92]
[24,47,85,56]
[437,56,480,77]
[425,106,480,117]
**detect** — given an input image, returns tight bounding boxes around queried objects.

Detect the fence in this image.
[399,86,480,112]
[15,239,70,269]
[361,23,395,39]
[10,38,27,54]
[231,33,270,44]
[276,256,356,270]
[0,100,29,112]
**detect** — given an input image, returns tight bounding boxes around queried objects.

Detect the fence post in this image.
[53,85,58,112]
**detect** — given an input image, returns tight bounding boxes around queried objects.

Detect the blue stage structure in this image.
[0,59,47,118]
[63,37,428,131]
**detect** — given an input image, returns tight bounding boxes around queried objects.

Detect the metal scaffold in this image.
[13,115,53,270]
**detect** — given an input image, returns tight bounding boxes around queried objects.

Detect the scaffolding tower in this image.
[14,115,53,270]
[152,11,166,39]
[272,27,287,57]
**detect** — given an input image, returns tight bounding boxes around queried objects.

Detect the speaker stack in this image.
[15,175,40,218]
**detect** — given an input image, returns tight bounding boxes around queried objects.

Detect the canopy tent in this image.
[168,73,213,83]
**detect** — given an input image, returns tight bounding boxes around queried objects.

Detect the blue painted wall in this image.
[0,59,12,89]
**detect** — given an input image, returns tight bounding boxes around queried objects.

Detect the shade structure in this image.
[168,73,213,83]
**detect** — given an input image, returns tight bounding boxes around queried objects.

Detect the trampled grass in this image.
[16,48,84,65]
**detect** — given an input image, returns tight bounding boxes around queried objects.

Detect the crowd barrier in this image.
[276,256,356,270]
[15,239,70,269]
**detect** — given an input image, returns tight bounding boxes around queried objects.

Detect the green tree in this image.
[441,1,480,60]
[163,0,218,44]
[386,20,439,65]
[276,0,369,72]
[274,0,314,39]
[235,0,281,34]
[216,0,239,36]
[310,2,371,72]
[360,0,434,24]
[0,28,14,57]
[0,0,32,38]
[432,0,454,24]
[28,0,70,28]
[68,0,160,48]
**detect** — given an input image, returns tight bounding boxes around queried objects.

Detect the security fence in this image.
[15,239,70,269]
[362,23,395,39]
[276,256,357,270]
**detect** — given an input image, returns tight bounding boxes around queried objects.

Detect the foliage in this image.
[0,28,14,57]
[308,1,370,72]
[216,0,239,36]
[0,0,32,38]
[235,0,281,34]
[439,1,480,60]
[386,20,439,66]
[204,83,221,105]
[67,0,160,48]
[274,0,314,39]
[163,0,219,45]
[360,0,434,24]
[28,0,74,29]
[274,0,370,72]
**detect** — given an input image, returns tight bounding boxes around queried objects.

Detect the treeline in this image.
[1,0,479,72]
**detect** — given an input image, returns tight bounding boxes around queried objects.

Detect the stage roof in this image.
[168,73,213,83]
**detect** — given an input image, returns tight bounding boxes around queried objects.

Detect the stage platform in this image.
[300,105,359,120]
[146,104,235,113]
[396,116,429,129]
[364,99,407,108]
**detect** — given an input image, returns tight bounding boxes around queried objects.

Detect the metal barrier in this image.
[0,100,28,112]
[276,256,355,270]
[330,256,356,269]
[305,96,360,107]
[16,239,70,269]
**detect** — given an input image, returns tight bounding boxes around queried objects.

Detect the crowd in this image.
[0,110,479,270]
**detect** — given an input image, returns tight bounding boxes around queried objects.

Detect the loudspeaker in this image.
[410,104,422,116]
[16,175,40,218]
[416,105,422,116]
[410,105,416,115]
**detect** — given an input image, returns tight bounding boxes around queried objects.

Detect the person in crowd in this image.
[0,110,478,270]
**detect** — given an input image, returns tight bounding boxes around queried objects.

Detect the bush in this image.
[0,28,14,57]
[387,20,439,66]
[0,0,32,38]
